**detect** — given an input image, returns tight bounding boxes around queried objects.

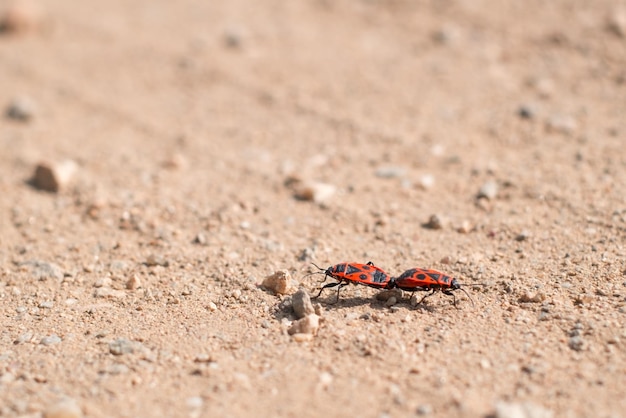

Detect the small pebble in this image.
[417,174,435,190]
[22,260,63,280]
[43,399,82,418]
[519,291,546,303]
[424,214,446,230]
[261,269,294,295]
[292,181,336,204]
[40,335,62,346]
[38,301,54,309]
[291,333,313,342]
[432,24,460,44]
[288,314,320,336]
[376,288,402,301]
[385,296,397,307]
[457,220,473,234]
[161,153,187,170]
[5,96,36,121]
[546,114,577,135]
[109,338,135,355]
[186,396,204,410]
[416,404,433,415]
[515,231,530,242]
[93,287,126,299]
[193,232,207,245]
[94,277,112,288]
[494,401,553,418]
[31,160,78,193]
[292,289,315,319]
[318,371,333,389]
[573,294,593,305]
[194,354,214,363]
[106,363,129,375]
[530,77,554,99]
[477,180,498,200]
[15,332,33,344]
[375,166,406,178]
[223,27,244,48]
[0,0,43,34]
[518,104,536,119]
[568,336,585,351]
[126,274,141,290]
[145,254,169,267]
[476,197,492,211]
[606,8,626,37]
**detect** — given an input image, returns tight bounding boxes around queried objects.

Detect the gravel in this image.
[288,314,320,336]
[40,335,62,346]
[292,289,315,319]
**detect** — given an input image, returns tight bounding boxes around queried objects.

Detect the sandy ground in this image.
[1,1,626,417]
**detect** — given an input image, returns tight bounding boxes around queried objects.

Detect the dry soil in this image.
[1,1,625,417]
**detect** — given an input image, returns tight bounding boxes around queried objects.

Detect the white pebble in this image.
[186,396,204,409]
[31,160,78,193]
[41,335,62,346]
[494,401,553,418]
[293,181,336,204]
[477,180,498,200]
[44,399,82,418]
[417,174,435,190]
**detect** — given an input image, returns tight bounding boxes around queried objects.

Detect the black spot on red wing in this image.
[362,265,372,270]
[359,274,368,281]
[346,265,361,275]
[417,274,426,280]
[372,270,389,284]
[427,272,441,282]
[397,269,417,280]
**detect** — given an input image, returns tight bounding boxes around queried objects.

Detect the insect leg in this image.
[313,281,341,299]
[333,282,350,304]
[418,289,437,304]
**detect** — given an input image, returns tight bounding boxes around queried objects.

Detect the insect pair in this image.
[309,261,474,307]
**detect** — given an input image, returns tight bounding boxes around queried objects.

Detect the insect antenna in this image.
[302,263,330,283]
[458,287,475,307]
[310,262,325,272]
